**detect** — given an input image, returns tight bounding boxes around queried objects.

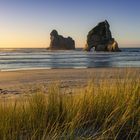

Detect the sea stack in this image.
[47,30,75,50]
[84,20,121,52]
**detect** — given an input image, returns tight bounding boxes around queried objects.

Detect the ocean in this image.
[0,48,140,71]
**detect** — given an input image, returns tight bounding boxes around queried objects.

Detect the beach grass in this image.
[0,76,139,140]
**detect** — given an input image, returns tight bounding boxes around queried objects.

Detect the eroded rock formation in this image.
[48,30,75,50]
[84,20,121,52]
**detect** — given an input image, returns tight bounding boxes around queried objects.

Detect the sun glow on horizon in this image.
[0,29,139,48]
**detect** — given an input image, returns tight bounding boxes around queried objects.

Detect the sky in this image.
[0,0,140,48]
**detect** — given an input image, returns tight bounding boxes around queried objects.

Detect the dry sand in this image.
[0,68,139,99]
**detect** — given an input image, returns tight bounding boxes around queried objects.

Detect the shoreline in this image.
[0,67,88,72]
[1,66,140,72]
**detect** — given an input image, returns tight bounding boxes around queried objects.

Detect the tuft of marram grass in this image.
[0,77,139,140]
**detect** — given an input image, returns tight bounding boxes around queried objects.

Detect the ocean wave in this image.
[0,48,140,70]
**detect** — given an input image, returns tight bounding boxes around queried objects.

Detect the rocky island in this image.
[84,20,121,52]
[47,30,75,50]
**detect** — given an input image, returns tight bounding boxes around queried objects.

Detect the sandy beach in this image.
[0,68,139,98]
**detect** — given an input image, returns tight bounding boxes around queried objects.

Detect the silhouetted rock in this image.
[47,30,75,50]
[84,20,121,52]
